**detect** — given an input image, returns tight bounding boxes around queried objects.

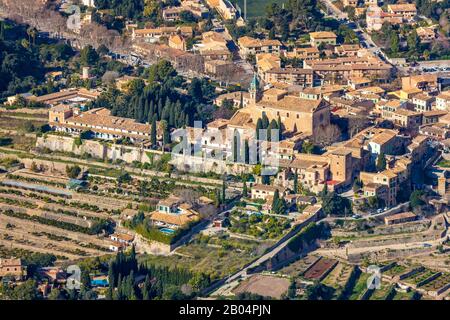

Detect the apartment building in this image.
[263,68,314,87]
[277,148,354,193]
[238,36,282,57]
[132,26,193,41]
[305,56,392,83]
[411,93,435,112]
[285,47,320,61]
[309,31,337,47]
[195,31,232,61]
[387,3,417,21]
[334,44,360,57]
[366,5,403,31]
[360,170,399,206]
[436,91,450,111]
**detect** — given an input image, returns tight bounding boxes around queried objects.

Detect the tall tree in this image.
[151,116,157,148]
[376,152,387,172]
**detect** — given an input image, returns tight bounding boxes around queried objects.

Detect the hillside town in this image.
[0,0,449,304]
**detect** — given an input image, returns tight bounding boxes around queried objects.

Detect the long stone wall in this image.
[36,135,155,164]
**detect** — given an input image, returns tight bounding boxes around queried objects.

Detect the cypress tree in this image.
[222,178,226,204]
[244,139,250,164]
[262,113,269,129]
[151,116,157,148]
[376,152,387,172]
[277,116,283,141]
[294,171,299,194]
[243,180,248,198]
[256,118,263,140]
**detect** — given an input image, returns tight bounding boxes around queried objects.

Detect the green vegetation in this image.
[0,20,75,100]
[228,210,290,240]
[106,248,211,300]
[322,192,352,217]
[234,0,286,18]
[371,21,450,61]
[66,165,82,179]
[93,60,216,142]
[287,222,329,252]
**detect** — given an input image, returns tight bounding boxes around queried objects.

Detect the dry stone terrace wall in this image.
[36,135,153,164]
[347,247,435,264]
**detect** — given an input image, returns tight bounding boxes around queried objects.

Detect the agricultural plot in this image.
[0,173,120,261]
[140,236,268,280]
[303,257,338,281]
[368,282,394,300]
[383,264,408,279]
[391,290,417,300]
[346,272,371,300]
[420,273,450,294]
[402,269,439,287]
[278,255,320,277]
[233,274,290,299]
[322,263,355,290]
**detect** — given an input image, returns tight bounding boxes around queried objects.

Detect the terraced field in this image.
[278,255,320,277]
[347,272,371,300]
[419,273,450,294]
[0,172,123,261]
[391,290,417,300]
[403,269,439,287]
[322,263,354,289]
[368,282,395,300]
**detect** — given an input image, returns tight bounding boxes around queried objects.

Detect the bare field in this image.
[233,274,290,299]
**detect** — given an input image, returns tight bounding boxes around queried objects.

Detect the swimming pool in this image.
[160,227,176,234]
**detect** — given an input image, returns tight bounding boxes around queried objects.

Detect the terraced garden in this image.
[383,264,408,279]
[322,263,355,293]
[403,269,439,287]
[419,273,450,293]
[0,172,122,261]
